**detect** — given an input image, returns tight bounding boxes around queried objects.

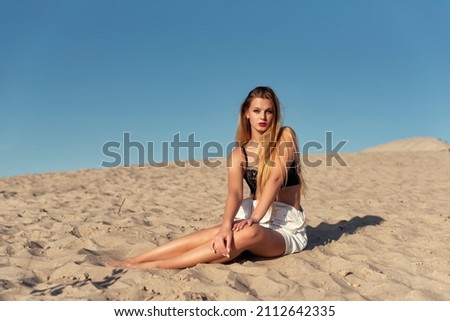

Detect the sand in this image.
[1,137,449,301]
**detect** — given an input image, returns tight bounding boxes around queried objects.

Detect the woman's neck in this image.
[250,128,265,142]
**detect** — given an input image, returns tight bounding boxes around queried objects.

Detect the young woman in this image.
[108,86,307,269]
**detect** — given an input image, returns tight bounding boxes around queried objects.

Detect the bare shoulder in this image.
[279,126,298,142]
[277,127,300,165]
[227,146,245,170]
[279,126,300,151]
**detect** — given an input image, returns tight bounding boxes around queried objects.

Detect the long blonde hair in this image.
[235,86,306,198]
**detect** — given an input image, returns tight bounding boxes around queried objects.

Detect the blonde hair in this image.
[235,86,306,198]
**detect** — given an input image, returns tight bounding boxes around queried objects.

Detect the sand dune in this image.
[362,137,450,153]
[1,138,449,300]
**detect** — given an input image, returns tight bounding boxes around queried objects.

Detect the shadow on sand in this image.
[235,214,384,264]
[27,268,127,297]
[305,214,384,250]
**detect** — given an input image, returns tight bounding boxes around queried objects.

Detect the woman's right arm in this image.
[210,147,243,257]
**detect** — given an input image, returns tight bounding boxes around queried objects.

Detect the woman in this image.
[108,86,307,269]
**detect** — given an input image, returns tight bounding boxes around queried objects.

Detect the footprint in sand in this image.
[330,270,361,289]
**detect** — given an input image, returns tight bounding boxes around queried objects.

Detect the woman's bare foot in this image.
[106,259,133,268]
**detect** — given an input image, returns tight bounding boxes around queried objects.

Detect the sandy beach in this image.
[1,137,449,301]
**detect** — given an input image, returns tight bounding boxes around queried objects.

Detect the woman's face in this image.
[245,98,274,136]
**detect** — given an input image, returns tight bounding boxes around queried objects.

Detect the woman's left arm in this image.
[233,129,297,230]
[247,160,284,223]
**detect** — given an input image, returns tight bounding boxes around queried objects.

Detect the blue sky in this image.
[1,0,449,177]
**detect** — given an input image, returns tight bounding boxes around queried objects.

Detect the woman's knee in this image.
[234,224,264,243]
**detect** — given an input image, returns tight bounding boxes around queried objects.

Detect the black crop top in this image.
[242,147,300,195]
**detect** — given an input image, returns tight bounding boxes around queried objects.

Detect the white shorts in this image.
[234,198,308,255]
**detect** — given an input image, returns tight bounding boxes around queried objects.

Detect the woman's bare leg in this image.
[123,224,286,269]
[108,224,222,266]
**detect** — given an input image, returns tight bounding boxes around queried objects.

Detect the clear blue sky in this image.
[1,0,449,177]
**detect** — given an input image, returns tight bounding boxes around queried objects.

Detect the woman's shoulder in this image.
[279,126,298,141]
[227,146,246,168]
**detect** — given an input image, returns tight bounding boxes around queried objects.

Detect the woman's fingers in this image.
[224,232,232,257]
[211,231,233,257]
[233,219,251,231]
[212,238,227,256]
[232,222,242,231]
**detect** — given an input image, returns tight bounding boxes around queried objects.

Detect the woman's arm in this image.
[235,128,298,227]
[210,147,244,256]
[221,148,244,227]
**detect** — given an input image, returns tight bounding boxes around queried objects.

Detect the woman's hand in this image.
[232,218,258,232]
[210,226,233,257]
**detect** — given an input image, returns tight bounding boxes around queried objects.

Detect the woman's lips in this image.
[258,122,267,127]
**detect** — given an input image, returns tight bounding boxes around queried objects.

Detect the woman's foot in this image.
[106,259,133,268]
